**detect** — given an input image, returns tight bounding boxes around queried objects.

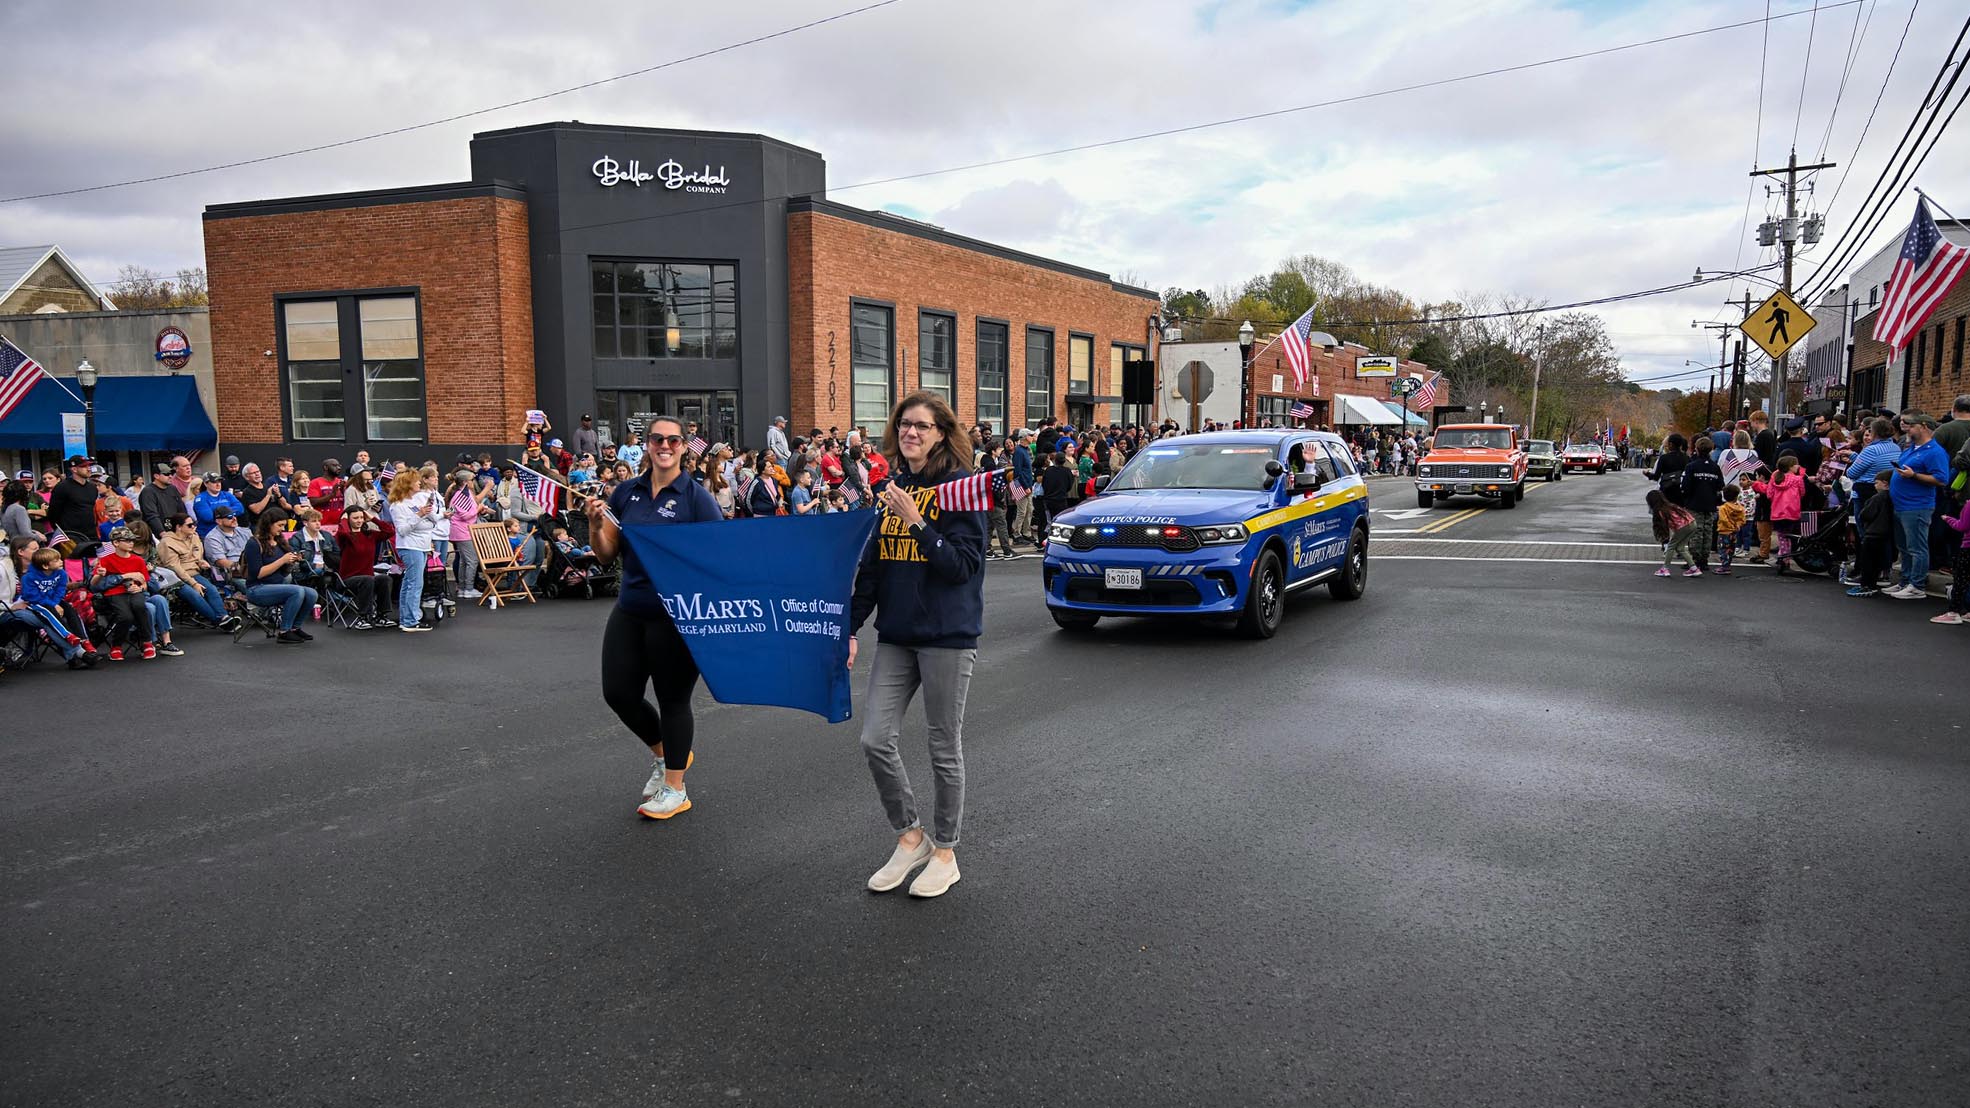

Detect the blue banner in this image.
[620,511,877,723]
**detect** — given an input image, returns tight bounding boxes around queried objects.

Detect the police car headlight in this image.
[1047,522,1076,543]
[1196,523,1248,545]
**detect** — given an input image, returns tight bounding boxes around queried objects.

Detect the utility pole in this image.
[1528,323,1546,441]
[1749,149,1833,419]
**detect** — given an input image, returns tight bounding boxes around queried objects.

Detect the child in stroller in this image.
[550,523,600,585]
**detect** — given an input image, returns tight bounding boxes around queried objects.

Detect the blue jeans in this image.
[1895,508,1932,590]
[145,594,171,640]
[247,583,317,631]
[398,555,427,627]
[178,574,229,622]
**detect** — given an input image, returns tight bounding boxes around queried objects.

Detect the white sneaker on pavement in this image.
[908,853,961,898]
[642,758,667,800]
[867,836,933,893]
[1892,584,1927,599]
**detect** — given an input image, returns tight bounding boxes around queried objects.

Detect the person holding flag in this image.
[851,391,988,899]
[583,416,723,820]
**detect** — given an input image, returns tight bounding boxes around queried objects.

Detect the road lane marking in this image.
[1377,555,1661,563]
[1416,507,1484,534]
[1393,538,1659,548]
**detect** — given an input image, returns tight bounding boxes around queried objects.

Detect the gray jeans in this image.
[860,642,976,849]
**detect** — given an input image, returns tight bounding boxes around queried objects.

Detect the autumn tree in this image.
[107,265,208,309]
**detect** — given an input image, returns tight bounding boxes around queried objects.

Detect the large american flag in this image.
[0,336,50,422]
[1411,373,1440,410]
[516,463,561,514]
[1875,199,1969,359]
[1273,306,1318,390]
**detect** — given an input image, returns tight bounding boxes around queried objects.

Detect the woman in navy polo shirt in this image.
[584,416,723,820]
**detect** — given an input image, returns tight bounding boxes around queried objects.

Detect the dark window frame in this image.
[1067,331,1095,396]
[850,298,896,426]
[1025,325,1055,428]
[918,309,958,408]
[976,318,1010,430]
[274,287,427,444]
[1954,315,1964,378]
[590,258,739,361]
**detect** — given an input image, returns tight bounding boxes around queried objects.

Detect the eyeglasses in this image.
[897,419,937,434]
[652,435,686,447]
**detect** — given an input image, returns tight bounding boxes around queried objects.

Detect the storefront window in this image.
[1068,333,1093,395]
[851,302,893,425]
[283,300,343,441]
[977,320,1008,430]
[919,311,955,407]
[591,261,738,359]
[1025,327,1054,427]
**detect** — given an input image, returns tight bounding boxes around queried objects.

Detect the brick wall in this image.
[203,196,534,449]
[787,210,1157,435]
[1854,276,1969,416]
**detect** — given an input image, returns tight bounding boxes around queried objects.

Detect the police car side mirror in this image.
[1263,460,1285,489]
[1292,470,1323,492]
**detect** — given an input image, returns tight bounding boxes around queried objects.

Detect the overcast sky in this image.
[4,0,1963,387]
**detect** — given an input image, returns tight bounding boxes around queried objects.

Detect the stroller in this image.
[538,511,619,600]
[1788,500,1851,577]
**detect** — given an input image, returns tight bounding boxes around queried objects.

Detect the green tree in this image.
[1408,332,1453,371]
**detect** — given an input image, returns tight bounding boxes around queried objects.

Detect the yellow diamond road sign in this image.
[1740,289,1816,362]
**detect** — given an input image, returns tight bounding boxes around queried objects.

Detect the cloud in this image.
[2,0,1963,390]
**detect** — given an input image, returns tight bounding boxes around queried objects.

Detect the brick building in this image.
[202,121,1156,466]
[1159,337,1441,431]
[1851,271,1968,418]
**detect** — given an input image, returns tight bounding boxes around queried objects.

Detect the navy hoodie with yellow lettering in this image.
[849,463,987,649]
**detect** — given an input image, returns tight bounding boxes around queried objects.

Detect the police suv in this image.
[1042,430,1369,638]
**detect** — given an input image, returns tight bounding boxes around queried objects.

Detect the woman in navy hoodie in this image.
[850,391,988,899]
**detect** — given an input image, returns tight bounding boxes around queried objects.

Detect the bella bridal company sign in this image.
[592,156,731,194]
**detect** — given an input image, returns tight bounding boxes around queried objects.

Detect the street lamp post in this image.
[76,359,98,463]
[1237,321,1255,429]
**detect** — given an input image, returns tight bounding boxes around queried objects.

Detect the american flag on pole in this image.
[936,471,993,511]
[0,335,51,422]
[516,464,561,514]
[1273,307,1319,390]
[1411,373,1440,410]
[1874,198,1969,359]
[1288,400,1315,421]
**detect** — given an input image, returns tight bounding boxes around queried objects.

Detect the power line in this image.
[837,1,1860,195]
[1816,0,1923,225]
[1732,0,1776,315]
[1792,0,1823,151]
[1801,19,1969,298]
[1815,0,1876,159]
[0,0,907,205]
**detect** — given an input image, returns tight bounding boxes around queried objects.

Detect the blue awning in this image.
[1380,400,1429,427]
[0,375,217,452]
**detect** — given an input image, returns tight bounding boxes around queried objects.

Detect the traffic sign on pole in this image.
[1740,289,1816,362]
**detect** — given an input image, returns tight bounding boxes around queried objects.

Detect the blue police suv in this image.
[1042,430,1369,638]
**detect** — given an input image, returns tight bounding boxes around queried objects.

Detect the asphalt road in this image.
[5,469,1966,1107]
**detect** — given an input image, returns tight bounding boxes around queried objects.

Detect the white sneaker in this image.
[641,758,666,800]
[458,589,483,598]
[1893,584,1927,599]
[637,783,691,820]
[908,853,961,898]
[866,836,932,893]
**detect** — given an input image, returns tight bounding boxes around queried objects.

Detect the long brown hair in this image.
[881,391,969,481]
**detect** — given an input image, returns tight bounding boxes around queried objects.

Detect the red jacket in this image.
[334,519,396,577]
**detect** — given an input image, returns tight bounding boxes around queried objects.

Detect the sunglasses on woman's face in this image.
[652,435,686,447]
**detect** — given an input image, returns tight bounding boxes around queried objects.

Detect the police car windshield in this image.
[1439,429,1513,450]
[1108,443,1278,490]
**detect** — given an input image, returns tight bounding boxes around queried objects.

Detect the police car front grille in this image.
[1068,526,1200,553]
[1064,579,1201,606]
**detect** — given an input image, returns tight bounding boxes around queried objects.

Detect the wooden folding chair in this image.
[470,521,537,607]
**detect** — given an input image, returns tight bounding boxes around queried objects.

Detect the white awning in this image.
[1337,394,1400,424]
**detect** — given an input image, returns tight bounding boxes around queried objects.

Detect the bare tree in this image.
[107,265,208,309]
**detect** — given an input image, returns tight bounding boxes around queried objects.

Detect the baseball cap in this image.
[66,454,92,467]
[153,462,174,476]
[348,463,368,475]
[201,471,223,483]
[210,506,235,519]
[549,438,563,448]
[109,526,136,542]
[1903,412,1939,429]
[88,464,107,479]
[14,469,32,480]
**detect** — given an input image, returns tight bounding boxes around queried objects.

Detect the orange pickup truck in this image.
[1415,423,1529,509]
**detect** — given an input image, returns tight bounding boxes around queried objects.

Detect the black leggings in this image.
[601,605,701,764]
[101,592,154,647]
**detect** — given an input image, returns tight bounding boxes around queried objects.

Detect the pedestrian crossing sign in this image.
[1740,289,1815,361]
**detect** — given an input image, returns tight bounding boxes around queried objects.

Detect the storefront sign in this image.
[1354,355,1398,378]
[153,326,192,370]
[592,156,732,194]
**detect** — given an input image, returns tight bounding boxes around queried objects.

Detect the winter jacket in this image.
[1753,471,1804,521]
[1678,456,1725,512]
[1859,490,1896,540]
[193,489,245,536]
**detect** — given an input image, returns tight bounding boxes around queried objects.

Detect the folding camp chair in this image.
[469,521,536,607]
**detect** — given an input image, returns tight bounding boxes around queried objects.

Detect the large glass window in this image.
[851,302,894,425]
[1025,327,1054,427]
[283,300,343,441]
[977,320,1008,430]
[359,297,423,441]
[919,311,956,407]
[1069,333,1093,395]
[281,293,425,443]
[591,261,737,359]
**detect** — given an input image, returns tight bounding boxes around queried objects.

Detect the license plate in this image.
[1104,568,1143,590]
[1455,484,1473,493]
